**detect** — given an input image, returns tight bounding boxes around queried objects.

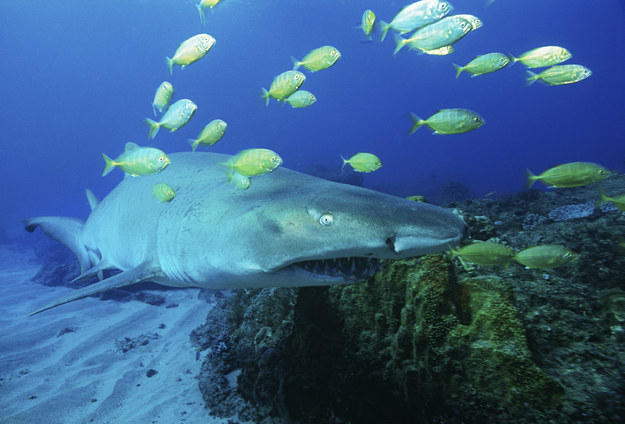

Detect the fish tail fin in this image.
[341,155,349,170]
[290,56,301,70]
[188,138,199,152]
[102,153,116,176]
[24,216,90,274]
[166,56,174,75]
[393,33,407,55]
[197,3,206,25]
[526,70,538,86]
[379,20,390,42]
[525,169,537,189]
[219,161,233,170]
[596,186,609,207]
[261,88,270,106]
[506,53,516,65]
[408,113,425,135]
[145,118,160,139]
[453,63,463,79]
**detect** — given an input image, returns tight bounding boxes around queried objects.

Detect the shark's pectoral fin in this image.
[29,263,160,316]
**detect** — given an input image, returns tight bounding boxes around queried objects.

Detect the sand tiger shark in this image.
[25,152,466,315]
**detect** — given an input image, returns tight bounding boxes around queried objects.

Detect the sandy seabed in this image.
[0,244,233,424]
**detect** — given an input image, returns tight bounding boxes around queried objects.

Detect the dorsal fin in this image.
[125,142,140,152]
[29,262,159,316]
[85,189,99,211]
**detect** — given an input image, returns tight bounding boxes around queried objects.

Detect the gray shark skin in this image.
[25,152,466,315]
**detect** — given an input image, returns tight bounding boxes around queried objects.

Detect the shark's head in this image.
[196,169,467,288]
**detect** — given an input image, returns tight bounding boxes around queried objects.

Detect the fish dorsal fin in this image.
[29,262,160,316]
[85,189,99,211]
[125,142,140,152]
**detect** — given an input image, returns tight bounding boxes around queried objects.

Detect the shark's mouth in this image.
[290,257,380,281]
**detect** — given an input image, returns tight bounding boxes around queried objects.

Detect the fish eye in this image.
[158,156,164,162]
[319,213,334,226]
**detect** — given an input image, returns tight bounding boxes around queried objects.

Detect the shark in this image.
[25,152,466,315]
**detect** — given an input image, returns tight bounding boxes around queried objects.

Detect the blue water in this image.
[1,0,624,234]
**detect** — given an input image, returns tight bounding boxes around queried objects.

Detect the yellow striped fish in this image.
[261,71,305,106]
[221,148,283,177]
[102,142,170,177]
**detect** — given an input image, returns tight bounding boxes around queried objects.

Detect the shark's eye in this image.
[319,213,334,226]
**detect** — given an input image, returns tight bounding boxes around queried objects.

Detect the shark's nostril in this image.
[386,236,397,253]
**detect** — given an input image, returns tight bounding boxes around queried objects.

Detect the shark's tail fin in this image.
[24,216,91,274]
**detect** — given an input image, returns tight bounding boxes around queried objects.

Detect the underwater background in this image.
[1,0,624,233]
[2,1,625,423]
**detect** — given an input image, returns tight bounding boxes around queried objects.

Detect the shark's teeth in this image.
[293,257,380,280]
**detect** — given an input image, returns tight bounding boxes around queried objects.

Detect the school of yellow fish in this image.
[98,0,604,269]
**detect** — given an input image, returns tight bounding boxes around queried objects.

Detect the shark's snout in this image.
[384,211,467,257]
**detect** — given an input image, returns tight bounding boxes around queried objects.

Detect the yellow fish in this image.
[597,188,625,212]
[514,245,578,269]
[292,46,341,72]
[526,162,610,189]
[167,33,215,75]
[453,53,510,78]
[406,195,427,202]
[152,81,173,116]
[450,242,516,266]
[261,70,305,106]
[342,153,382,173]
[196,0,222,25]
[153,183,176,202]
[227,170,251,190]
[285,90,317,109]
[409,109,484,135]
[526,64,592,86]
[512,45,571,68]
[189,119,227,152]
[222,148,283,177]
[360,9,376,38]
[102,142,170,177]
[145,99,197,140]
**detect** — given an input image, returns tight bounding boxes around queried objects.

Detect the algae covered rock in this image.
[447,276,564,419]
[194,255,565,423]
